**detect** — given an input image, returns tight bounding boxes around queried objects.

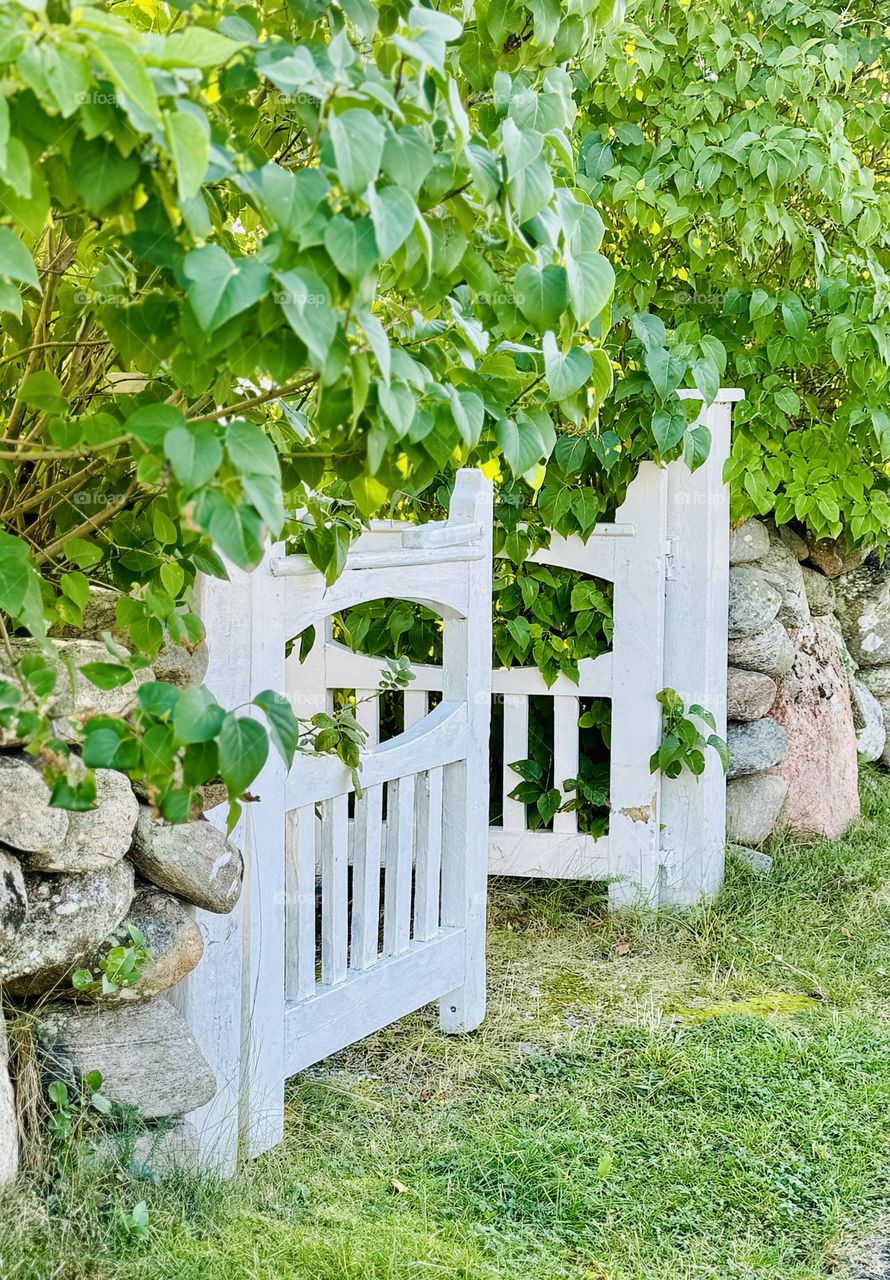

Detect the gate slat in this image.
[354,689,379,746]
[286,805,317,999]
[321,795,349,983]
[404,690,428,729]
[501,694,529,830]
[414,767,443,940]
[552,695,579,835]
[350,783,383,970]
[383,775,415,955]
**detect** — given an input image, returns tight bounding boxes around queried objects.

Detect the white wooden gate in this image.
[176,471,492,1172]
[307,393,740,909]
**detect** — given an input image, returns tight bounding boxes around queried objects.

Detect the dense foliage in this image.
[341,0,890,826]
[2,0,883,826]
[0,0,624,816]
[583,0,890,546]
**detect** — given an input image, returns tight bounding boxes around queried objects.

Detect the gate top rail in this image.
[273,471,489,576]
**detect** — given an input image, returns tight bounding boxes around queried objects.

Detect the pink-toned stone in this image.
[770,619,859,840]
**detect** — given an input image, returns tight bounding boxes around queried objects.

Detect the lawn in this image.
[3,771,890,1280]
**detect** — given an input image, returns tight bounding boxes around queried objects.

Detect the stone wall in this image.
[0,609,241,1182]
[727,521,884,848]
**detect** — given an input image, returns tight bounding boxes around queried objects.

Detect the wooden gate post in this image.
[171,560,251,1175]
[174,550,289,1170]
[606,462,668,908]
[439,470,493,1031]
[659,390,742,905]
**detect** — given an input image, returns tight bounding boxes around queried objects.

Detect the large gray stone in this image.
[801,566,837,617]
[835,563,890,667]
[757,529,810,629]
[772,620,860,840]
[129,808,242,914]
[1,861,134,998]
[0,640,153,745]
[804,532,869,579]
[71,888,203,1005]
[51,586,120,640]
[36,999,216,1120]
[0,849,27,950]
[728,621,795,678]
[727,717,788,779]
[776,525,808,561]
[850,679,887,763]
[0,1009,17,1186]
[729,844,773,876]
[859,665,890,699]
[726,772,788,844]
[0,757,69,856]
[151,639,209,690]
[729,519,769,564]
[728,568,781,638]
[727,668,777,721]
[25,769,139,874]
[876,697,890,770]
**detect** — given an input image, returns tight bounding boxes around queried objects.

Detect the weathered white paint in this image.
[659,392,740,903]
[316,393,739,907]
[187,470,492,1172]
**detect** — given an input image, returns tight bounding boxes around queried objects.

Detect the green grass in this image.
[3,769,890,1280]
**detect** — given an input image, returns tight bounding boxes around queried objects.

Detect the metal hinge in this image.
[665,537,677,581]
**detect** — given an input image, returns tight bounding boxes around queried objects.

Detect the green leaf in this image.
[652,407,687,453]
[514,264,567,332]
[166,110,209,201]
[0,281,22,319]
[275,268,336,368]
[200,493,266,569]
[15,370,68,414]
[381,127,434,194]
[183,246,270,331]
[86,33,160,124]
[71,136,141,214]
[324,215,378,284]
[137,681,180,719]
[152,27,247,69]
[683,424,711,471]
[226,421,285,533]
[173,685,225,745]
[0,531,46,638]
[449,388,485,447]
[566,252,614,327]
[79,662,134,691]
[164,425,223,491]
[496,412,554,477]
[62,537,103,569]
[218,713,269,797]
[253,689,300,768]
[260,165,329,243]
[646,346,685,401]
[125,403,185,449]
[328,109,385,196]
[0,227,38,289]
[588,349,613,411]
[780,295,808,340]
[543,332,592,401]
[691,355,719,404]
[368,185,415,260]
